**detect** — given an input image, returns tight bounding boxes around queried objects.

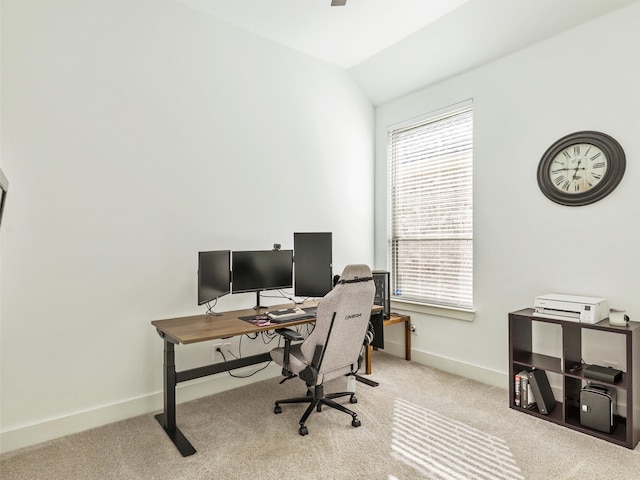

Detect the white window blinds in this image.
[389,104,473,309]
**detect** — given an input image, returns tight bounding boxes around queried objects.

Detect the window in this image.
[388,102,473,310]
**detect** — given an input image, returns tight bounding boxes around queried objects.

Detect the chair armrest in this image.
[275,327,304,342]
[275,328,303,379]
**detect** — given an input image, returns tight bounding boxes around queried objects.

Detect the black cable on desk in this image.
[205,299,223,316]
[217,348,273,378]
[219,323,310,378]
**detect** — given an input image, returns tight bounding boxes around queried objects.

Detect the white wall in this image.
[0,0,374,451]
[375,3,640,385]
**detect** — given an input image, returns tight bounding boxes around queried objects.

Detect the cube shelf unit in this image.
[509,308,640,449]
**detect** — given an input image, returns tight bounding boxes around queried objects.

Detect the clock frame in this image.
[537,130,625,206]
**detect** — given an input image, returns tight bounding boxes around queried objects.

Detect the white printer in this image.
[533,294,609,324]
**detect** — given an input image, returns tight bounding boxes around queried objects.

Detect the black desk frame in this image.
[154,331,273,457]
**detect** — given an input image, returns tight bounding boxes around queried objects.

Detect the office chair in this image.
[270,264,375,435]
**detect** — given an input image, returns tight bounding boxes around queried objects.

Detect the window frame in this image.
[387,100,475,319]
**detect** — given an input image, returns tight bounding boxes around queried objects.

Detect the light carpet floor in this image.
[1,351,639,479]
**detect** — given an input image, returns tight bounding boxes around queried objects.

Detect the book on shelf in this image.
[521,371,537,409]
[514,369,536,409]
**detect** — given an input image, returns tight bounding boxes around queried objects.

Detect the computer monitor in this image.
[0,167,8,228]
[232,250,293,308]
[294,232,332,298]
[197,250,231,305]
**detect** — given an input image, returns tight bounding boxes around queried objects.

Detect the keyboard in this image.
[267,307,307,320]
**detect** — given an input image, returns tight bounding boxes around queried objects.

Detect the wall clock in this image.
[537,131,625,206]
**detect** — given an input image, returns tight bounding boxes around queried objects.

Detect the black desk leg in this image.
[355,374,379,387]
[154,339,196,457]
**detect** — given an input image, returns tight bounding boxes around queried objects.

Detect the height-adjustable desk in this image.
[151,301,405,456]
[151,301,320,457]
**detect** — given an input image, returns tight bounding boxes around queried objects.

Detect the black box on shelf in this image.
[580,384,616,433]
[583,364,622,383]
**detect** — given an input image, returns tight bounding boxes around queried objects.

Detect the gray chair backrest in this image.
[301,264,375,383]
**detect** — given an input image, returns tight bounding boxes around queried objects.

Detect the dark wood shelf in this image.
[565,406,628,446]
[510,401,564,424]
[564,365,628,389]
[509,310,639,449]
[513,351,562,373]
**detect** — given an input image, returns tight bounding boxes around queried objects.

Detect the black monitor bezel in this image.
[197,250,231,305]
[231,249,293,294]
[293,232,333,298]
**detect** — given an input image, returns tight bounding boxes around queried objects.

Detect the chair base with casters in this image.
[274,377,361,436]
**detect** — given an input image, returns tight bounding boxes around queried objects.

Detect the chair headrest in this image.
[337,264,373,284]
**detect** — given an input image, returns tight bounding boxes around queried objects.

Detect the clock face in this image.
[548,143,608,195]
[537,131,625,206]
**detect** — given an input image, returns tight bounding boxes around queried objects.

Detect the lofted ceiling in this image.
[176,0,637,105]
[176,0,471,69]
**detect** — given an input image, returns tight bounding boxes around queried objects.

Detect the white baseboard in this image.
[2,346,508,454]
[380,340,508,389]
[0,365,280,454]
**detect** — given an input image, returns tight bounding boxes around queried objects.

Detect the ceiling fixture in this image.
[331,0,346,6]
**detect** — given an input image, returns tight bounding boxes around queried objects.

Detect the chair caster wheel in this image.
[274,405,282,414]
[352,418,361,428]
[299,425,308,436]
[350,395,357,404]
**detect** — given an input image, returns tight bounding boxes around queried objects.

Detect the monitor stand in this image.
[253,291,267,310]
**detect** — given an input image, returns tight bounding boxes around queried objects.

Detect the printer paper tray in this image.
[533,311,580,322]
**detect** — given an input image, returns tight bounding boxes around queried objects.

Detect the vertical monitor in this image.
[231,250,293,293]
[198,250,231,305]
[294,232,332,298]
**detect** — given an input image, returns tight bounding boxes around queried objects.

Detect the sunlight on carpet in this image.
[390,398,524,480]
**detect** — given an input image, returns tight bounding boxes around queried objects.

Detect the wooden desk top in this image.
[152,301,386,345]
[151,301,320,345]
